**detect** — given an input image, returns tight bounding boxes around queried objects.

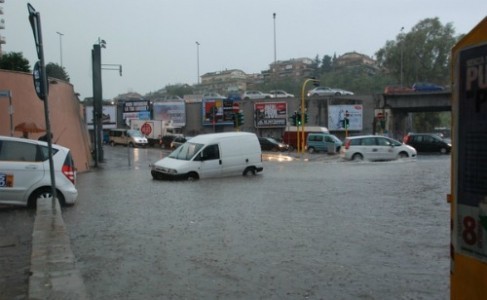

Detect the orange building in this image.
[0,70,92,172]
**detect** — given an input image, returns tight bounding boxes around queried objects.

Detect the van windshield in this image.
[168,142,204,160]
[127,130,144,138]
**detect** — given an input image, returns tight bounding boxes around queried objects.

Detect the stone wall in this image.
[0,70,92,172]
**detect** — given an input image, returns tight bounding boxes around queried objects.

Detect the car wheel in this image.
[308,147,315,154]
[335,92,341,96]
[243,167,256,176]
[272,147,278,152]
[187,172,199,181]
[440,148,447,154]
[28,187,65,208]
[352,153,363,161]
[151,171,162,180]
[288,145,294,151]
[128,142,134,148]
[398,152,409,159]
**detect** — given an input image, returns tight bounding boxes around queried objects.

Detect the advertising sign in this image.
[254,102,287,128]
[202,99,235,126]
[85,105,117,129]
[121,100,150,126]
[455,42,487,261]
[153,102,186,127]
[328,104,363,131]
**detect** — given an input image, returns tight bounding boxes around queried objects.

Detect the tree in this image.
[0,52,30,72]
[46,62,70,82]
[375,17,457,87]
[320,55,333,73]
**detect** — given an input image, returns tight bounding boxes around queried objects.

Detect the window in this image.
[0,140,40,162]
[202,144,220,160]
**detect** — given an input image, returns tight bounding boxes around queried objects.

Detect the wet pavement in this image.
[60,147,451,299]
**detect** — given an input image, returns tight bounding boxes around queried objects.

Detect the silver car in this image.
[341,135,417,161]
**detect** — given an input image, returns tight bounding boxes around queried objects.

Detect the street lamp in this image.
[273,12,277,97]
[196,41,200,84]
[400,26,404,87]
[56,31,64,67]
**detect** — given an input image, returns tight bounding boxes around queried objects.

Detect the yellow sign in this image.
[451,16,487,300]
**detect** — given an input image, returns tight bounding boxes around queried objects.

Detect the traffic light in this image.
[233,112,244,127]
[304,112,308,124]
[290,112,297,126]
[238,112,244,126]
[296,113,302,126]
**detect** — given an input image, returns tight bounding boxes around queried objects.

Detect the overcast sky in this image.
[2,0,486,99]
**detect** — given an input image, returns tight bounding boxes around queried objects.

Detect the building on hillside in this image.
[200,69,248,94]
[264,57,315,81]
[335,52,377,68]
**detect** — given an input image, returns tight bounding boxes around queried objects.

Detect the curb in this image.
[29,198,88,300]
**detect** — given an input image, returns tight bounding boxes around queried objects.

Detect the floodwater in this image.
[63,147,450,299]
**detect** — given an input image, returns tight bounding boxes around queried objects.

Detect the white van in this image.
[151,132,263,180]
[108,129,148,147]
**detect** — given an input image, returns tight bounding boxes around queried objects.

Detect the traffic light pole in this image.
[300,78,320,154]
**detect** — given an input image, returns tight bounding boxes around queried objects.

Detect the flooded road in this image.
[63,146,450,299]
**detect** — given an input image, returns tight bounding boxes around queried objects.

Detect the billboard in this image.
[153,102,186,127]
[85,105,117,129]
[328,104,363,131]
[202,99,236,126]
[122,100,151,126]
[254,102,288,128]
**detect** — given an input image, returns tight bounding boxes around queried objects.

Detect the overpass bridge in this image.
[376,91,452,138]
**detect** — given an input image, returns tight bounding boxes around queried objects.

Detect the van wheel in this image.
[187,172,199,181]
[243,167,256,176]
[352,153,363,161]
[308,147,315,154]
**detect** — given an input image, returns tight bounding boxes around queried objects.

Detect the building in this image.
[265,57,315,81]
[200,69,248,94]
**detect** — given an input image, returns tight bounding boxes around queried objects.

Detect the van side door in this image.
[197,144,222,178]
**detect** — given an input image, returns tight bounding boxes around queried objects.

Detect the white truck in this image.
[130,119,181,148]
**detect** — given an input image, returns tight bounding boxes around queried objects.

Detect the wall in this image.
[0,70,92,172]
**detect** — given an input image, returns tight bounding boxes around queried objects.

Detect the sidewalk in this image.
[28,198,88,299]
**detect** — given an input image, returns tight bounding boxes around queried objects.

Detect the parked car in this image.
[384,85,414,94]
[341,135,417,161]
[170,136,192,149]
[258,137,289,152]
[202,92,227,100]
[412,82,445,92]
[307,87,352,97]
[306,133,342,153]
[227,91,242,101]
[0,135,78,207]
[269,90,295,98]
[242,90,272,100]
[403,133,451,154]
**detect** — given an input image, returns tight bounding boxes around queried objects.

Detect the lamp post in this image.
[196,41,200,84]
[273,12,277,97]
[56,31,64,67]
[299,78,320,154]
[400,26,404,87]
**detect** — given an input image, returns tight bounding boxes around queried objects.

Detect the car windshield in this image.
[168,142,204,160]
[127,130,144,138]
[267,137,279,144]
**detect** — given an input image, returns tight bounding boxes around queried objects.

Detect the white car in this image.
[0,136,78,207]
[269,90,295,98]
[341,135,417,161]
[242,90,273,100]
[307,87,354,97]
